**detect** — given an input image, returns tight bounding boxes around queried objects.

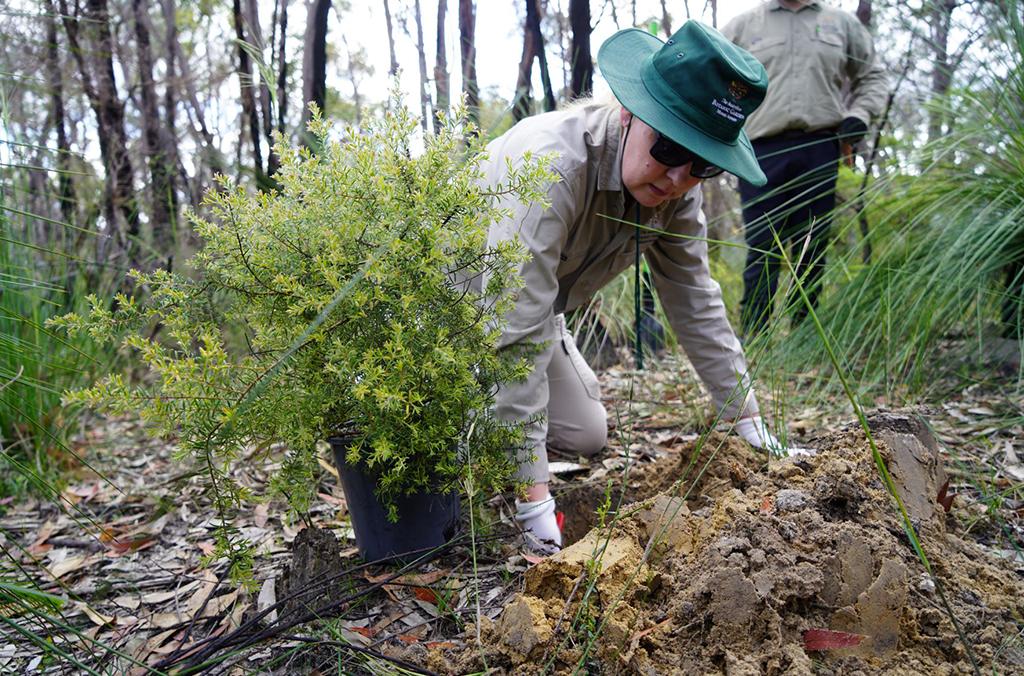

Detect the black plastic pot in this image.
[328,436,461,563]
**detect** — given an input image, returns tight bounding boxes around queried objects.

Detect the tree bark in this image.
[60,0,140,264]
[302,0,331,127]
[434,0,450,128]
[132,0,177,264]
[87,0,138,249]
[168,12,226,186]
[244,0,279,176]
[459,0,479,127]
[659,0,672,36]
[160,0,187,205]
[233,0,265,179]
[850,0,874,262]
[340,34,365,126]
[569,0,592,99]
[412,0,432,132]
[44,0,76,229]
[384,0,400,78]
[275,0,289,136]
[928,0,957,143]
[526,0,556,112]
[512,3,537,123]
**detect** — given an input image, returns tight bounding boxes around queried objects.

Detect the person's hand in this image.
[838,117,868,168]
[734,416,815,458]
[838,116,868,144]
[515,496,562,556]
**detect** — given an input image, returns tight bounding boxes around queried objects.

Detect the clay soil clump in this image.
[456,412,1024,674]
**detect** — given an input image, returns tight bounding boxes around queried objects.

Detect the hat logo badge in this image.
[728,80,749,100]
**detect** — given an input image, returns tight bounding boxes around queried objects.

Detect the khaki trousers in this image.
[520,314,607,483]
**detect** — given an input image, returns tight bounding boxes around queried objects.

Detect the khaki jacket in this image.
[722,1,888,140]
[482,105,758,467]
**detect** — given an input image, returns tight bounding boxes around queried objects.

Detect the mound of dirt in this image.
[457,412,1024,674]
[555,431,765,546]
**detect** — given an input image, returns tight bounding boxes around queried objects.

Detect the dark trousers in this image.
[738,131,840,337]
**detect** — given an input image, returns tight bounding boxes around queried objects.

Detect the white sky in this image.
[346,0,771,106]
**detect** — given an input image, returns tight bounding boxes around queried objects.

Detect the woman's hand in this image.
[734,415,815,458]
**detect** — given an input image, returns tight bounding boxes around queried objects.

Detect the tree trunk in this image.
[160,0,187,205]
[168,11,226,187]
[928,0,956,143]
[384,0,399,78]
[412,0,432,132]
[302,0,331,127]
[244,0,279,176]
[88,0,139,250]
[512,3,537,123]
[61,0,140,264]
[132,0,177,265]
[569,0,592,99]
[555,1,569,104]
[710,0,717,27]
[275,0,289,135]
[850,0,874,262]
[340,34,365,126]
[44,0,76,229]
[434,0,450,129]
[526,0,556,112]
[659,0,672,36]
[233,0,265,179]
[459,0,479,127]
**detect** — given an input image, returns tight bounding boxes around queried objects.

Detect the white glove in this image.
[735,416,815,458]
[515,497,562,556]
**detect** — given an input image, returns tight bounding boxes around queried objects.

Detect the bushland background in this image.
[1,0,1023,672]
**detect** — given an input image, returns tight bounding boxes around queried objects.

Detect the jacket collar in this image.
[596,107,624,193]
[770,0,821,11]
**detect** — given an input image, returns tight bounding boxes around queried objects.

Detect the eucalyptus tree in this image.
[59,0,140,266]
[434,0,450,128]
[569,0,593,98]
[459,0,479,127]
[302,0,331,131]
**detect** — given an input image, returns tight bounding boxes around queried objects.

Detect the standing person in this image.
[722,1,888,337]
[481,21,806,555]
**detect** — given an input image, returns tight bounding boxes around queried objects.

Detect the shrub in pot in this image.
[50,106,554,573]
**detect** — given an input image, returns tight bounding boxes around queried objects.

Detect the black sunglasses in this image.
[649,133,725,178]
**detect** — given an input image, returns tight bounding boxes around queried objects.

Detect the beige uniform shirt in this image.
[482,104,758,475]
[722,1,888,140]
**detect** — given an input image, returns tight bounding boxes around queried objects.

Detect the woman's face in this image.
[619,109,703,207]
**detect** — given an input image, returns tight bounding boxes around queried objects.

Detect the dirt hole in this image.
[554,431,765,546]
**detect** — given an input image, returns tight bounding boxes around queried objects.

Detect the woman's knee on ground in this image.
[546,400,608,457]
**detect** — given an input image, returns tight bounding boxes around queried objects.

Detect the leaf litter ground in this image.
[1,350,1023,673]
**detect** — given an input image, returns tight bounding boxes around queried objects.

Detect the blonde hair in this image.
[559,85,621,111]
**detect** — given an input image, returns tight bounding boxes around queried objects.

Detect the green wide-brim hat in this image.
[598,21,769,186]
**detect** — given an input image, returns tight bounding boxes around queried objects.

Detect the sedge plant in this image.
[758,6,1024,405]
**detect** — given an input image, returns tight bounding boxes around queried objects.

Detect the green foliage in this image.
[0,185,116,498]
[49,103,555,576]
[0,581,66,616]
